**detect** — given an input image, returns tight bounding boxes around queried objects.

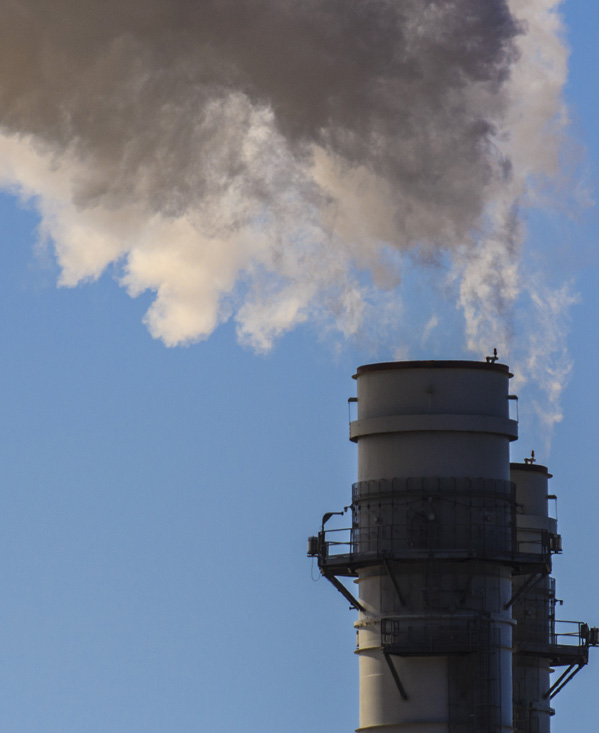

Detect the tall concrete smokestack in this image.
[309,360,596,732]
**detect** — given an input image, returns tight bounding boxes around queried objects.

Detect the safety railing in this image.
[316,527,352,558]
[515,529,560,557]
[381,615,497,656]
[309,526,559,573]
[352,476,515,503]
[552,620,598,649]
[309,475,560,568]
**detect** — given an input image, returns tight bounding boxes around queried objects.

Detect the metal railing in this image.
[317,527,352,558]
[310,523,557,565]
[552,620,596,649]
[352,476,516,503]
[309,475,560,568]
[312,524,538,563]
[381,616,485,655]
[515,530,558,557]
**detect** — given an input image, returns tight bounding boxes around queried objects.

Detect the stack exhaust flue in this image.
[309,360,596,732]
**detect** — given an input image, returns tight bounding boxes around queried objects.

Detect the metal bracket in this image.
[384,651,409,700]
[544,663,585,700]
[383,557,406,606]
[322,571,365,612]
[505,566,549,610]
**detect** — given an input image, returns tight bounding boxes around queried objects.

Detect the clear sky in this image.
[0,2,597,732]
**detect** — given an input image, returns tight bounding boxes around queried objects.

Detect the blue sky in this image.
[0,2,597,732]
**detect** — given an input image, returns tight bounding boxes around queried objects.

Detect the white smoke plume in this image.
[0,0,578,438]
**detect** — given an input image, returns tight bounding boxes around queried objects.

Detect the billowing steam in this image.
[0,1,577,440]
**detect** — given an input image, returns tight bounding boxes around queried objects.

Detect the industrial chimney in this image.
[308,360,596,732]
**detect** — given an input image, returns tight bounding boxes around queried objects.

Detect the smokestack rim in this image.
[510,462,553,478]
[353,360,513,380]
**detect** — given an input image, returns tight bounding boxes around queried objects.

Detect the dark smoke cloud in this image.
[0,0,574,437]
[0,1,518,221]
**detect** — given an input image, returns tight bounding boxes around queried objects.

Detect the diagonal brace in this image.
[505,566,549,610]
[544,663,585,700]
[383,557,406,606]
[384,651,409,700]
[323,571,365,612]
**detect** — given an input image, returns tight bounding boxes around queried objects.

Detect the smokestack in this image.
[511,462,556,732]
[309,360,596,731]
